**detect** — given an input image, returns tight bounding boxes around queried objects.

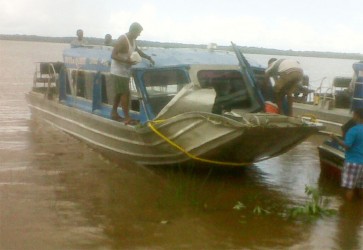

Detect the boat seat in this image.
[333,77,352,109]
[333,77,351,88]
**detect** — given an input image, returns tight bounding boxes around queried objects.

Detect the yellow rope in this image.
[147,120,252,166]
[301,114,317,123]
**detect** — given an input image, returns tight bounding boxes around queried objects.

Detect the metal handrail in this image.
[33,62,58,99]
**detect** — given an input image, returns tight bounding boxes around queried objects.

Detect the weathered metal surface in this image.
[26,91,319,166]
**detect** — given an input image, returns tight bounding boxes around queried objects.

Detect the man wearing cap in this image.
[110,22,154,124]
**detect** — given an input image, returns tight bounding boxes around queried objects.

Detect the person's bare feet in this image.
[111,112,123,122]
[124,118,139,125]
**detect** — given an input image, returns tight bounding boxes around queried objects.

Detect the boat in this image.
[318,138,344,180]
[313,61,363,180]
[293,61,363,134]
[25,42,321,167]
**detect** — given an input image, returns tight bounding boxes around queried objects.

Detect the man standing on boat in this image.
[110,22,154,124]
[265,58,303,116]
[104,34,113,46]
[70,29,88,48]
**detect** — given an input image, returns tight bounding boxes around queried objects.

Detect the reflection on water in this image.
[1,40,363,249]
[14,119,315,249]
[335,201,363,250]
[0,116,351,249]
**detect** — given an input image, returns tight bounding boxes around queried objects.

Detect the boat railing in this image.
[33,62,56,86]
[33,62,62,99]
[322,86,335,109]
[313,77,335,109]
[313,77,329,103]
[313,76,352,109]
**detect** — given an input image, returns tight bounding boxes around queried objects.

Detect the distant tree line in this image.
[1,34,363,60]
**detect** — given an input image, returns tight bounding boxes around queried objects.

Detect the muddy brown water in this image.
[0,40,362,249]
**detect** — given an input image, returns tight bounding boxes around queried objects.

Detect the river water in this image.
[0,40,362,250]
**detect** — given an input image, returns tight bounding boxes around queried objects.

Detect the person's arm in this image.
[265,62,279,87]
[136,46,155,65]
[331,134,349,150]
[341,119,356,139]
[331,129,355,150]
[265,61,277,76]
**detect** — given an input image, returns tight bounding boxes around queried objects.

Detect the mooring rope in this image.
[147,120,253,166]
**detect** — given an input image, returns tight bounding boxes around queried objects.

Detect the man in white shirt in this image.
[104,34,113,46]
[110,22,154,125]
[265,58,303,116]
[70,29,88,48]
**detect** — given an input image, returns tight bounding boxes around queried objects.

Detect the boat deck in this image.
[293,103,352,134]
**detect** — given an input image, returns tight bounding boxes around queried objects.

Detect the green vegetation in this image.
[233,185,336,220]
[233,201,246,210]
[1,34,363,60]
[156,163,213,210]
[288,185,336,219]
[253,205,271,215]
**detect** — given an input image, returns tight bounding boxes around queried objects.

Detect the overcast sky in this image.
[1,0,363,53]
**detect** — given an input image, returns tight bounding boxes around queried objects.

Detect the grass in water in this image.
[288,185,336,219]
[157,162,213,210]
[253,205,271,216]
[233,185,336,220]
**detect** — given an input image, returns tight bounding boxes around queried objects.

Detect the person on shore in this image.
[104,34,113,46]
[70,29,88,48]
[265,58,304,116]
[110,22,154,125]
[331,108,363,201]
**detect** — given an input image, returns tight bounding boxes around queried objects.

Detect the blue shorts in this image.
[341,162,363,189]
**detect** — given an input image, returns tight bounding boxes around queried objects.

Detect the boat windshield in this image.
[197,70,252,113]
[141,68,190,114]
[198,70,245,88]
[143,69,189,96]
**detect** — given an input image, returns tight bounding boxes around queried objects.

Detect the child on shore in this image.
[331,108,363,201]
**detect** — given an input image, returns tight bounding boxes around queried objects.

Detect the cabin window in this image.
[69,70,89,98]
[60,68,94,101]
[66,70,108,103]
[142,69,190,114]
[100,74,109,103]
[143,69,189,96]
[197,70,251,113]
[198,70,244,88]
